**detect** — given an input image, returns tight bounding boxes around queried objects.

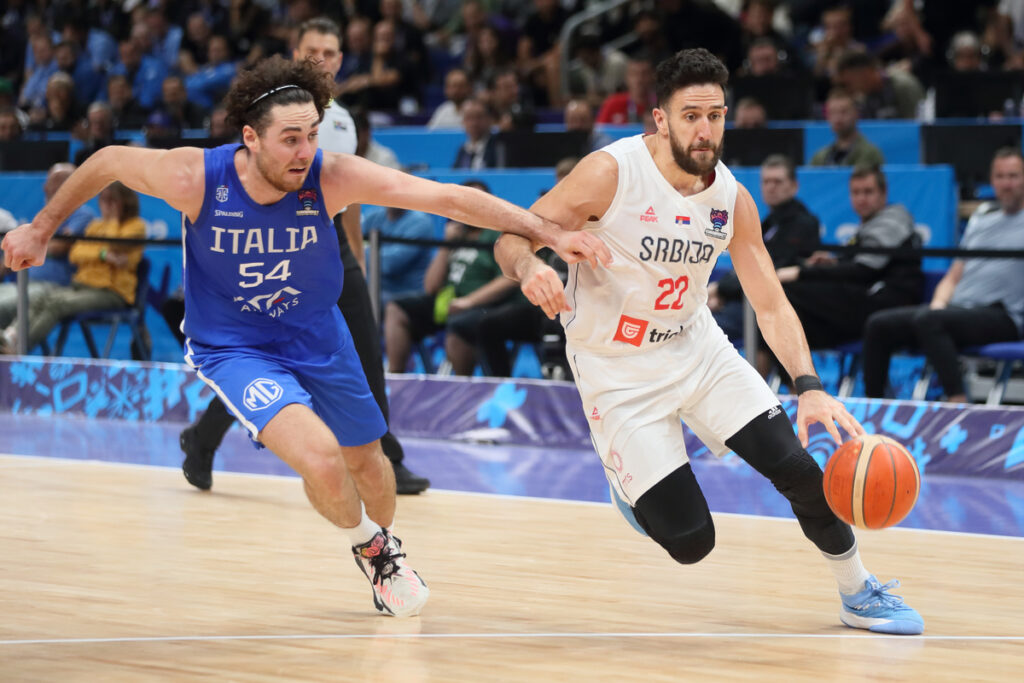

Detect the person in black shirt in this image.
[709,154,820,342]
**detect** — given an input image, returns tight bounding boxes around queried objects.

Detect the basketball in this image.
[823,435,920,529]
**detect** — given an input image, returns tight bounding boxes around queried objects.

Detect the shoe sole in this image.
[839,611,924,635]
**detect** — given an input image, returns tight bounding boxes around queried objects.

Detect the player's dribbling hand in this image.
[551,230,611,269]
[521,261,568,319]
[795,390,865,448]
[1,223,50,271]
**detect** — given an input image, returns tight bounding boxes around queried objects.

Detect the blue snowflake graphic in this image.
[908,436,932,473]
[476,382,527,428]
[48,363,72,380]
[939,422,968,454]
[9,361,38,387]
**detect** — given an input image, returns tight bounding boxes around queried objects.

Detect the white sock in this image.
[345,503,382,547]
[823,543,872,594]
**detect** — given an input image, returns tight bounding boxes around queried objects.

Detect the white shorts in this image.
[567,306,781,505]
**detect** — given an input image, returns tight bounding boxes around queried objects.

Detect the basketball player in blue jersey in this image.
[2,55,610,618]
[178,17,431,496]
[495,49,924,634]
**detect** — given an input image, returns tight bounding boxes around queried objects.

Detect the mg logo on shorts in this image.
[242,378,283,411]
[612,315,649,347]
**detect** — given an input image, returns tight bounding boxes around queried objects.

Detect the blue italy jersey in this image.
[182,144,344,348]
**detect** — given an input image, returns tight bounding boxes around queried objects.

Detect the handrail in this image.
[558,0,635,101]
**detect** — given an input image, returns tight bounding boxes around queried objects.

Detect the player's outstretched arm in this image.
[320,152,612,268]
[494,151,618,319]
[728,183,863,446]
[2,146,204,271]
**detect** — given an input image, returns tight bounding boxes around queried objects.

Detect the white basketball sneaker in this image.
[352,530,429,617]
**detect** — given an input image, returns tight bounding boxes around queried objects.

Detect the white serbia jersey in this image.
[563,135,738,355]
[318,100,357,155]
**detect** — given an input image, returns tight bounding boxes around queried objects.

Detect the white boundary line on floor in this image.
[1,632,1022,647]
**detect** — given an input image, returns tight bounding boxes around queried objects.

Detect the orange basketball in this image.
[823,435,920,530]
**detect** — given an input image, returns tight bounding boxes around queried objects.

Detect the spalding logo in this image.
[242,378,284,411]
[612,315,648,347]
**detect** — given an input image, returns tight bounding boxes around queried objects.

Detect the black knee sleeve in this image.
[634,464,716,565]
[726,409,855,555]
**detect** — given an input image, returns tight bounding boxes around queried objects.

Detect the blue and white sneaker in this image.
[839,575,924,635]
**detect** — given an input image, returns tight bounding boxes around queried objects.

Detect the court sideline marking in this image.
[2,632,1023,646]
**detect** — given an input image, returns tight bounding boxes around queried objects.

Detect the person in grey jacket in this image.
[861,148,1024,400]
[775,164,924,352]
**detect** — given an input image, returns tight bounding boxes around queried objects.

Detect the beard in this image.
[669,134,722,176]
[255,152,308,193]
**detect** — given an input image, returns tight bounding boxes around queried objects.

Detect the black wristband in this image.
[794,375,824,395]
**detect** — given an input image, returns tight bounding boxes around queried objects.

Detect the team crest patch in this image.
[705,207,729,239]
[215,185,229,203]
[297,188,320,216]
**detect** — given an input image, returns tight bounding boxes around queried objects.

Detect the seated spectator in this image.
[740,0,796,57]
[625,10,672,65]
[54,39,103,106]
[336,15,372,86]
[733,96,767,128]
[515,0,569,106]
[452,98,497,169]
[0,163,95,331]
[28,72,83,133]
[1,181,143,354]
[475,160,578,377]
[740,37,785,77]
[463,23,512,94]
[109,35,167,111]
[384,181,517,375]
[596,56,655,125]
[835,51,924,120]
[0,106,23,142]
[428,68,473,129]
[206,105,232,140]
[948,31,983,72]
[18,33,58,111]
[566,24,628,109]
[105,74,149,130]
[488,68,535,132]
[709,155,820,343]
[380,0,430,85]
[809,4,865,82]
[862,149,1024,401]
[772,165,924,369]
[564,98,611,153]
[338,19,417,113]
[179,12,213,74]
[809,88,885,167]
[184,35,236,109]
[144,7,183,72]
[362,206,435,304]
[158,75,207,130]
[353,108,402,170]
[74,102,116,165]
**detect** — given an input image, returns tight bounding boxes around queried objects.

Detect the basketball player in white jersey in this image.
[495,49,924,634]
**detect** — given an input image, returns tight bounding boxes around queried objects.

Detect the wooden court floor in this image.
[2,454,1022,682]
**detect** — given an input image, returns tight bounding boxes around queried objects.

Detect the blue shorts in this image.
[184,320,386,448]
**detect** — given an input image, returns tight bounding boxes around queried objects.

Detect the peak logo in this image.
[640,206,658,223]
[612,315,649,347]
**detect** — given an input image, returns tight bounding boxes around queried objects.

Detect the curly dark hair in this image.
[223,55,333,135]
[655,48,729,107]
